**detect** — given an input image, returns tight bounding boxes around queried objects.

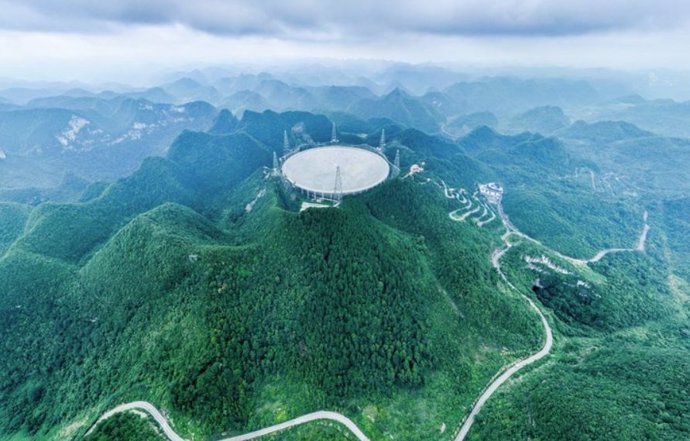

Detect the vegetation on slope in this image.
[465,198,689,440]
[0,203,29,256]
[469,340,690,441]
[1,106,688,441]
[83,413,164,441]
[0,113,548,441]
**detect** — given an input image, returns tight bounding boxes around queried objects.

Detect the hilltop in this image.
[0,98,688,441]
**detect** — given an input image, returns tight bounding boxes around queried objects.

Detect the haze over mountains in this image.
[4,63,690,192]
[0,59,689,441]
[2,0,690,439]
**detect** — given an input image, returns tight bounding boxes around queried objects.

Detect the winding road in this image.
[454,296,552,441]
[85,402,369,441]
[496,198,650,266]
[85,402,186,441]
[588,211,650,262]
[88,182,649,441]
[447,182,649,440]
[221,411,369,441]
[450,194,554,441]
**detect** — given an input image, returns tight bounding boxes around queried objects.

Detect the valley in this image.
[0,65,688,441]
[76,175,659,441]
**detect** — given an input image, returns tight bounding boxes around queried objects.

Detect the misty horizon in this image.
[1,3,689,441]
[2,59,690,103]
[1,1,690,88]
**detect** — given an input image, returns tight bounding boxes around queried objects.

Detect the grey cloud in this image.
[1,0,689,37]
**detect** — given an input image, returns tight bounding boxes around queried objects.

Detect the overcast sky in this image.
[1,0,689,83]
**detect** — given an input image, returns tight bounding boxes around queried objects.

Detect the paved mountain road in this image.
[450,196,554,441]
[85,402,369,441]
[449,190,649,440]
[453,295,552,441]
[88,184,648,441]
[221,411,369,441]
[85,402,186,441]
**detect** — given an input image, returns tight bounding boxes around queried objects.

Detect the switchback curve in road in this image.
[451,199,554,440]
[85,401,186,441]
[89,184,646,441]
[450,189,649,440]
[220,411,369,441]
[85,401,370,441]
[453,291,553,441]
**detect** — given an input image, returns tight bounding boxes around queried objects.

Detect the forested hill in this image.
[1,108,687,441]
[0,111,545,440]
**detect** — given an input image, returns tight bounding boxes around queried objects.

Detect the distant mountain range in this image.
[0,98,216,188]
[0,75,688,441]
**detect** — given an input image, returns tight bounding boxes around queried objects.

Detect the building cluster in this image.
[479,182,503,204]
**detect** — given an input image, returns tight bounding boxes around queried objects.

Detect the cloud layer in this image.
[1,0,689,37]
[1,1,689,83]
